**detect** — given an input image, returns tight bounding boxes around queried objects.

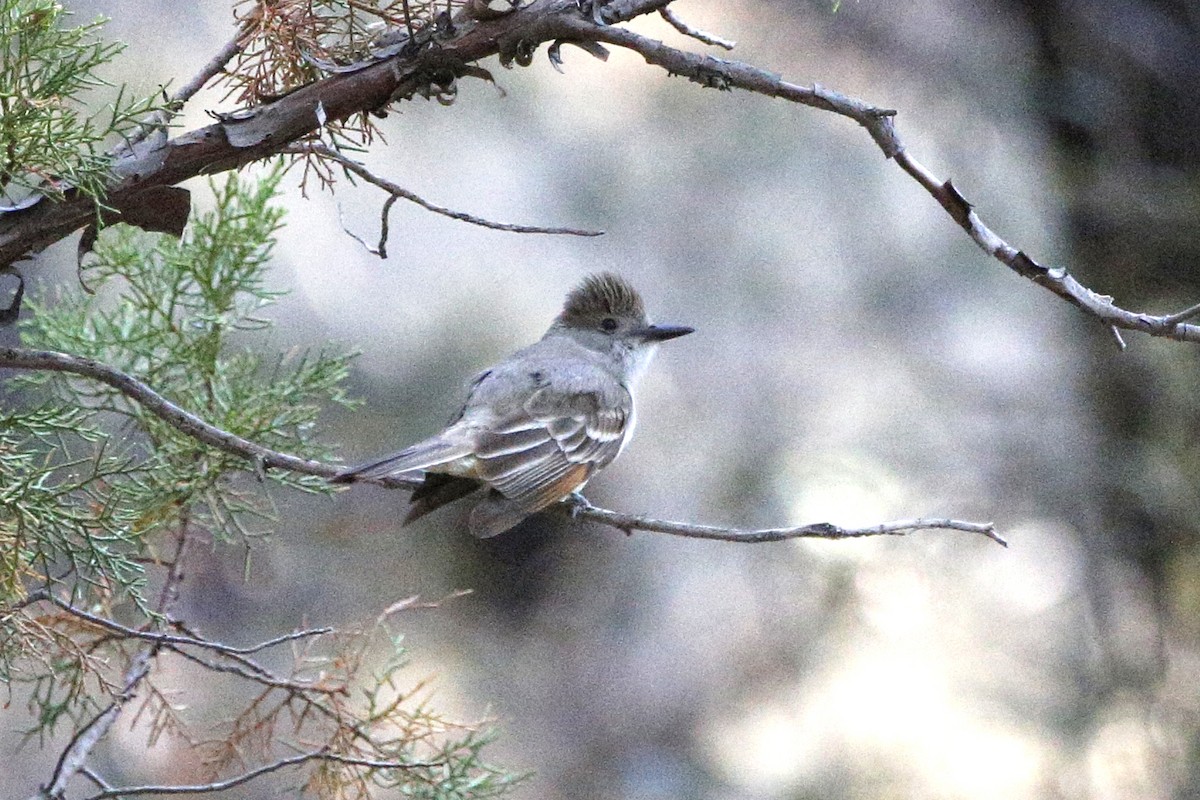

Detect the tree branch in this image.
[658,7,736,50]
[116,21,255,155]
[558,16,1200,346]
[0,0,657,269]
[0,346,358,482]
[39,647,155,800]
[32,521,194,799]
[5,0,1190,350]
[0,345,1001,545]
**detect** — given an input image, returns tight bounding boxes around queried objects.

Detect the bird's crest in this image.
[559,272,646,324]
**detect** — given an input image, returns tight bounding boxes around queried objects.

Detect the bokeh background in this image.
[5,1,1200,798]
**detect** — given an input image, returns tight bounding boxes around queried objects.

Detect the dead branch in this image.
[558,15,1200,346]
[658,7,735,50]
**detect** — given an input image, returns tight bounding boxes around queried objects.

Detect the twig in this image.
[39,648,155,800]
[165,645,341,695]
[117,23,254,154]
[283,142,605,240]
[338,194,399,258]
[78,750,442,800]
[659,7,736,50]
[0,345,999,546]
[79,766,115,793]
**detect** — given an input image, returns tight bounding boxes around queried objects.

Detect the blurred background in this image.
[6,1,1200,797]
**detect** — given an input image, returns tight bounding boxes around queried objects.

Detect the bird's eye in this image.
[600,317,619,333]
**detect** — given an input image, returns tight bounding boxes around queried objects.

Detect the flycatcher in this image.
[333,272,692,537]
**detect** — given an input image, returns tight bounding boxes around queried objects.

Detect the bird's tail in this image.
[331,435,473,483]
[468,490,532,538]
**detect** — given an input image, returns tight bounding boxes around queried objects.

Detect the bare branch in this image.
[659,7,736,50]
[78,750,442,800]
[559,17,1200,347]
[285,142,604,241]
[5,0,1188,353]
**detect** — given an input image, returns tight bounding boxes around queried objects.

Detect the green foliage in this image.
[7,167,351,608]
[1,169,521,797]
[0,0,164,203]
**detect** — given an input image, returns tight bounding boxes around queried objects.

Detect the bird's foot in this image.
[565,491,594,518]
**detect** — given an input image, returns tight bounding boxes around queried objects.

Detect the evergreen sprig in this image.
[2,167,520,797]
[0,0,166,205]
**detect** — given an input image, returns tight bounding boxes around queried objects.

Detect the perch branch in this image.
[565,500,1005,546]
[0,345,1000,545]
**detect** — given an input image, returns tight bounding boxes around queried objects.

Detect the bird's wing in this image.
[471,373,632,514]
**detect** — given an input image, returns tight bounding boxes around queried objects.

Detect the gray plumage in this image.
[334,273,692,537]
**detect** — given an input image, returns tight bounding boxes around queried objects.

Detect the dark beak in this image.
[638,323,694,343]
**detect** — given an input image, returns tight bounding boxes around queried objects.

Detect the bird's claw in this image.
[566,491,594,518]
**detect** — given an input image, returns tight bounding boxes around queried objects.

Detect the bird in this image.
[332,272,693,537]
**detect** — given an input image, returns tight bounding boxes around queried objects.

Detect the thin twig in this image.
[1159,300,1200,327]
[79,766,115,793]
[283,142,605,239]
[78,750,443,800]
[165,645,341,695]
[117,23,254,154]
[659,7,736,50]
[34,591,335,657]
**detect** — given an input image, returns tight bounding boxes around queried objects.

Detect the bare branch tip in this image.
[659,7,737,51]
[1161,300,1200,327]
